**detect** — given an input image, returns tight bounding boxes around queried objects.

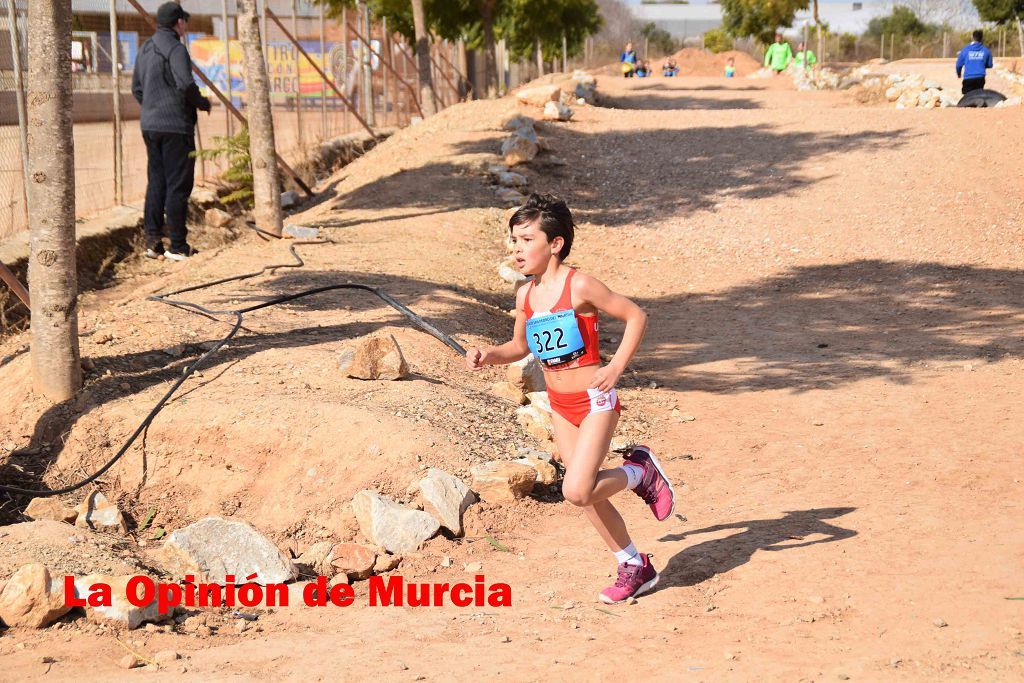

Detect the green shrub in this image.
[192,127,254,207]
[704,28,735,53]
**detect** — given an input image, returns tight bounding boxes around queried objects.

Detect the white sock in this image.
[620,463,644,490]
[613,543,643,566]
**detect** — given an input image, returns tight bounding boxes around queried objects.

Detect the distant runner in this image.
[764,33,793,76]
[794,42,817,70]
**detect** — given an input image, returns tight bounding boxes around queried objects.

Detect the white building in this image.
[626,1,892,39]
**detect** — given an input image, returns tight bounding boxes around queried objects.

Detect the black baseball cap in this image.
[156,2,191,27]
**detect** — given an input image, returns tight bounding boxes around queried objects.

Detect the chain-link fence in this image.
[0,0,464,242]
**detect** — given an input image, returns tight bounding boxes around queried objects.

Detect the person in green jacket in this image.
[763,33,793,75]
[794,42,817,70]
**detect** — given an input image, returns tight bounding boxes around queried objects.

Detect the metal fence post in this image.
[108,0,123,204]
[319,1,326,139]
[291,0,302,151]
[342,5,349,133]
[6,1,29,225]
[222,0,233,137]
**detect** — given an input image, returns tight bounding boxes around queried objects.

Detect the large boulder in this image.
[470,461,537,503]
[24,497,78,524]
[516,84,562,107]
[73,574,162,629]
[418,468,475,536]
[516,404,554,441]
[339,333,410,381]
[158,517,297,585]
[74,491,127,533]
[0,563,71,628]
[351,490,439,554]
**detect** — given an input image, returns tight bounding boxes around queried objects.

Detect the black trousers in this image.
[962,76,985,95]
[142,130,195,252]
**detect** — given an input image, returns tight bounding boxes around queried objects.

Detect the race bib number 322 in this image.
[525,310,586,367]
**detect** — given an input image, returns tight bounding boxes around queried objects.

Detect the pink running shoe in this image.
[625,445,676,521]
[599,553,659,604]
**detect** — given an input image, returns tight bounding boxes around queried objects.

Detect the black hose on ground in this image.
[0,222,466,498]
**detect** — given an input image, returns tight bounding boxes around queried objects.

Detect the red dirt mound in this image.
[669,47,760,77]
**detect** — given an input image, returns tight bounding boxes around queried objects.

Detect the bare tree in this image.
[411,0,437,116]
[238,0,283,236]
[27,0,81,401]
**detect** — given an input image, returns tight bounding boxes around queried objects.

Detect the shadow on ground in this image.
[653,507,857,590]
[4,258,1021,521]
[329,125,913,228]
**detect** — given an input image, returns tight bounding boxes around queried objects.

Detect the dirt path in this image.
[1,73,1023,681]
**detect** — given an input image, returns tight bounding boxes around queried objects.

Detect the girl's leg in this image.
[552,410,633,551]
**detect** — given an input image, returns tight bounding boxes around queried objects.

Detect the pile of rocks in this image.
[882,73,959,109]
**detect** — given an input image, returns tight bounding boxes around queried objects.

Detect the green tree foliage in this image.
[720,0,809,44]
[866,6,942,38]
[639,22,677,56]
[500,0,603,62]
[703,27,735,53]
[972,0,1024,25]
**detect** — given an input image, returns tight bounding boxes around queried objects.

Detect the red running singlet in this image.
[523,268,601,372]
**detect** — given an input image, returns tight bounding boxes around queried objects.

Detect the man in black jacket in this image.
[132,2,211,261]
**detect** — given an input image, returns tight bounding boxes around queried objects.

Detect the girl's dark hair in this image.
[508,193,575,260]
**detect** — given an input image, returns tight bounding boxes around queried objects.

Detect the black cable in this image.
[0,222,466,498]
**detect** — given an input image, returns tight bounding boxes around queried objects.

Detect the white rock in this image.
[496,171,528,188]
[542,101,573,121]
[74,491,127,533]
[501,113,535,131]
[496,187,527,205]
[498,264,528,286]
[0,564,71,628]
[74,574,162,629]
[351,490,439,554]
[506,355,545,394]
[24,497,77,524]
[159,516,297,584]
[280,191,299,210]
[418,468,476,536]
[501,134,538,166]
[470,461,537,503]
[516,84,562,107]
[516,403,554,441]
[514,455,558,486]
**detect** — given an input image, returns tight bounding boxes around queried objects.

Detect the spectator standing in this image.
[132,2,211,261]
[620,42,638,77]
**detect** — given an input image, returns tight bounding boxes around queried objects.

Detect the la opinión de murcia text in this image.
[64,574,512,614]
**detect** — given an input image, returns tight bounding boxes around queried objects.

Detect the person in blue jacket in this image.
[956,30,993,95]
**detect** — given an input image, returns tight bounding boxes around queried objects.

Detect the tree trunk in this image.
[238,0,282,236]
[27,0,81,401]
[481,0,498,97]
[535,38,543,75]
[410,0,436,116]
[1017,17,1023,58]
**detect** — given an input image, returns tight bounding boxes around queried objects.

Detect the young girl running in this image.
[466,193,676,604]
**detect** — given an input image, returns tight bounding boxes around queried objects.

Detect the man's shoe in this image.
[625,445,676,521]
[164,247,198,262]
[144,247,164,260]
[599,554,659,604]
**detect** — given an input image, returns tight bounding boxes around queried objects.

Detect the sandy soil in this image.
[1,67,1023,681]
